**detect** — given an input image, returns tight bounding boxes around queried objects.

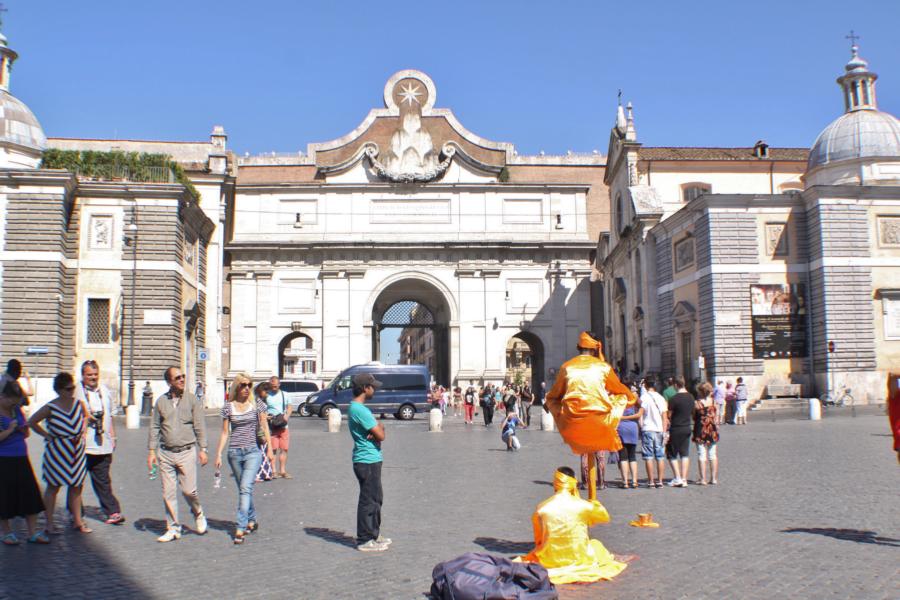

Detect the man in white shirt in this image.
[639,378,669,488]
[77,360,125,525]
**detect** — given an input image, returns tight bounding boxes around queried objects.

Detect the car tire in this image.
[319,404,335,419]
[397,404,415,421]
[298,403,311,417]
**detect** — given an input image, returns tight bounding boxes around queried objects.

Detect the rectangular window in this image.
[86,298,111,345]
[682,185,711,203]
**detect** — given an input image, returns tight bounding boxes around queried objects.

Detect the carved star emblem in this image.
[397,82,422,106]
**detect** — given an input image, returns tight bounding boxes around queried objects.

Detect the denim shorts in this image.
[641,431,665,460]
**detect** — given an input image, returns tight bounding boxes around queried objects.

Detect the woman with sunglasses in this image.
[28,372,90,534]
[214,373,274,544]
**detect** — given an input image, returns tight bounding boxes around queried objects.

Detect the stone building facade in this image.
[226,71,605,391]
[0,32,228,406]
[598,44,900,403]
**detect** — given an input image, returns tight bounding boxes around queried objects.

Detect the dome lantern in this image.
[837,32,877,112]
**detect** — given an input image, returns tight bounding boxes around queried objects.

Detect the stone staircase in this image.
[751,397,809,411]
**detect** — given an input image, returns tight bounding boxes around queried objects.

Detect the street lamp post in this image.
[124,218,139,429]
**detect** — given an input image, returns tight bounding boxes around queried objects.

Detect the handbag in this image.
[268,391,288,430]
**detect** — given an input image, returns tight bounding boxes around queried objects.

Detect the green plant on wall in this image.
[41,149,200,203]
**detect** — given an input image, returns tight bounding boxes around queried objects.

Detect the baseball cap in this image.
[352,373,382,389]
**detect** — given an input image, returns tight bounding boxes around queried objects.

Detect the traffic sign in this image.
[198,348,210,362]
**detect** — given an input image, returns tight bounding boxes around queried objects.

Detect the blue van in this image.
[304,362,431,420]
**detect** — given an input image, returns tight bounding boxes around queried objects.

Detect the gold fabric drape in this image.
[544,355,635,454]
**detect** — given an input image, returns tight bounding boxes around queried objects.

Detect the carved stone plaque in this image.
[674,236,695,272]
[878,216,900,247]
[765,222,789,256]
[89,215,113,249]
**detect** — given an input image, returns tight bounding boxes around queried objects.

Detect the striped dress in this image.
[42,400,87,487]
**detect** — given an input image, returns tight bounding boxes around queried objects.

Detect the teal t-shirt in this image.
[348,401,382,464]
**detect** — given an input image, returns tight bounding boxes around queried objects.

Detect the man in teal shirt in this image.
[348,373,390,552]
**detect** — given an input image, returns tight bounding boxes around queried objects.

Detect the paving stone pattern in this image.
[1,410,897,600]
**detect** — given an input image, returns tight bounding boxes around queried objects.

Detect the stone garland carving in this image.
[366,141,455,183]
[878,216,900,247]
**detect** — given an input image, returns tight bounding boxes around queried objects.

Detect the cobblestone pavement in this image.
[1,408,897,600]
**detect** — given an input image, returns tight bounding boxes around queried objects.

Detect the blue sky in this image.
[10,0,900,156]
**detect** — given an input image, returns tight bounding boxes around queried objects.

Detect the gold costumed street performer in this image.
[544,330,637,496]
[518,467,627,584]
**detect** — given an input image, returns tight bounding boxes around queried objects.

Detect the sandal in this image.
[246,521,258,533]
[73,523,93,534]
[27,531,50,544]
[233,530,245,545]
[1,532,19,545]
[104,513,126,525]
[698,481,708,486]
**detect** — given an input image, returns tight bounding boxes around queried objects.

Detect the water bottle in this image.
[214,469,221,489]
[148,463,158,480]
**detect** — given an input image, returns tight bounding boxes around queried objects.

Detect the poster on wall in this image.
[749,284,808,359]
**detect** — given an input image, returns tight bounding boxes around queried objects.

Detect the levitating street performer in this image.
[518,467,626,585]
[888,373,899,464]
[544,331,636,499]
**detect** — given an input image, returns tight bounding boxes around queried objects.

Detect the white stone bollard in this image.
[541,410,555,432]
[808,398,822,421]
[327,407,342,432]
[125,404,141,430]
[429,408,443,432]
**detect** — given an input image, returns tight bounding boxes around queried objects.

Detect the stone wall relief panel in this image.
[877,215,900,248]
[765,222,789,257]
[369,198,451,224]
[673,235,695,273]
[88,214,114,250]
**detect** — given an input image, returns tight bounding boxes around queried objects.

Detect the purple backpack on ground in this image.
[430,552,558,600]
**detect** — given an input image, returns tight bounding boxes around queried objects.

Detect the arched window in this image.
[633,249,642,304]
[615,194,624,234]
[682,183,712,203]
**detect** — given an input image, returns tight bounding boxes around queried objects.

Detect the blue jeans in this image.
[227,447,263,530]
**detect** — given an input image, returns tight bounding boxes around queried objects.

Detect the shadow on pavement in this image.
[531,480,554,487]
[472,536,533,554]
[782,527,900,547]
[133,516,233,537]
[304,526,356,548]
[1,520,155,598]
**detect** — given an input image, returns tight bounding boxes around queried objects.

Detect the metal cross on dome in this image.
[845,30,860,47]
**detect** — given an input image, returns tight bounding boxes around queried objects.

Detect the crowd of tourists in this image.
[581,375,750,491]
[0,358,299,546]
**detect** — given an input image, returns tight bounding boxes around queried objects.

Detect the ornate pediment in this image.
[312,70,513,182]
[672,301,696,328]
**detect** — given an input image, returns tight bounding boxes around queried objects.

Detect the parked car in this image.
[304,363,430,420]
[280,380,320,416]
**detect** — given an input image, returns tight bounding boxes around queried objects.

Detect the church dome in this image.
[0,89,46,153]
[804,42,900,187]
[807,109,900,171]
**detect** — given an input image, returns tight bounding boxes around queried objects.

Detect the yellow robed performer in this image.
[544,331,637,460]
[518,467,627,584]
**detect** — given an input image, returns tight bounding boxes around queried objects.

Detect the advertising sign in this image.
[750,283,808,359]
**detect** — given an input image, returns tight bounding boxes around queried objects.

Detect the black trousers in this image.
[482,404,494,425]
[353,461,383,544]
[86,453,121,516]
[522,402,532,427]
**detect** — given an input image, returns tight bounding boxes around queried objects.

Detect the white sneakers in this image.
[357,539,390,552]
[157,512,206,542]
[195,512,208,535]
[157,528,182,543]
[376,535,392,546]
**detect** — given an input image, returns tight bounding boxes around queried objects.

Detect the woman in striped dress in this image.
[28,372,91,534]
[214,373,274,544]
[254,382,275,482]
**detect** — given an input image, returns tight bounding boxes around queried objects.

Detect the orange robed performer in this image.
[518,467,627,584]
[544,331,637,459]
[888,373,900,464]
